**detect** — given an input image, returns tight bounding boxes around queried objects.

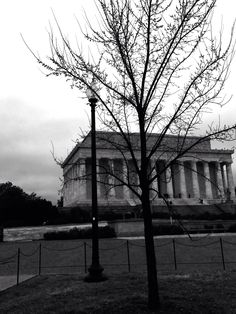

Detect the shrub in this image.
[227,224,236,233]
[44,225,116,240]
[216,223,224,230]
[152,224,184,235]
[100,211,123,221]
[151,212,173,219]
[70,208,91,223]
[204,224,214,231]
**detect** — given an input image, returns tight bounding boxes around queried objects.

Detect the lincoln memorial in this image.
[62,132,235,210]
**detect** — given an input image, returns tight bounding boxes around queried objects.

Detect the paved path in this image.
[4,222,107,242]
[118,232,236,240]
[0,275,35,291]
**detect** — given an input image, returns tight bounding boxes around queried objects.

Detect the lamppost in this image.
[84,79,107,282]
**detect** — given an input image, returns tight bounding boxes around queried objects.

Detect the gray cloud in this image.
[0,97,87,204]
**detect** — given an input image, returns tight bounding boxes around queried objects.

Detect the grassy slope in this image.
[0,271,236,313]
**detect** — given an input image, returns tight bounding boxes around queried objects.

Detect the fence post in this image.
[220,238,226,270]
[38,243,42,276]
[172,239,177,270]
[16,248,20,285]
[126,240,131,272]
[84,242,87,273]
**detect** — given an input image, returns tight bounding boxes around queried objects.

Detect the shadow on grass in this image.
[0,271,235,313]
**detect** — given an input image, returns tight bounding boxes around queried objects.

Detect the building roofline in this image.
[62,132,90,168]
[61,131,234,167]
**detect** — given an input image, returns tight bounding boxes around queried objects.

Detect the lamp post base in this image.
[84,264,108,282]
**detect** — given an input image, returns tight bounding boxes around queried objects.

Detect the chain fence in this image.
[1,237,236,290]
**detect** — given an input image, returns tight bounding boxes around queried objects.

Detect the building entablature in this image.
[64,148,233,170]
[63,131,228,167]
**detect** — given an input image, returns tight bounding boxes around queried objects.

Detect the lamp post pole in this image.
[85,94,107,282]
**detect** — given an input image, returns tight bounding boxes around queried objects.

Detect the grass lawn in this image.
[0,271,236,313]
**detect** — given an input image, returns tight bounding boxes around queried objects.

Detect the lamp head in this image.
[86,78,100,102]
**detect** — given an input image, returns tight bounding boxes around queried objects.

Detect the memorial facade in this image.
[62,132,235,208]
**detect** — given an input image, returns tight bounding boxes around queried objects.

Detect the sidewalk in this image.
[118,232,236,240]
[0,275,35,292]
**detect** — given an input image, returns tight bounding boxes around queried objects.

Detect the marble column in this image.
[74,164,79,198]
[221,164,227,193]
[179,161,187,198]
[71,166,75,197]
[79,158,86,199]
[191,160,200,198]
[73,163,79,199]
[150,159,159,199]
[216,162,224,198]
[108,159,116,197]
[226,162,235,198]
[203,162,213,199]
[65,168,72,199]
[75,162,79,179]
[137,160,141,195]
[71,166,74,197]
[166,165,174,198]
[122,160,130,199]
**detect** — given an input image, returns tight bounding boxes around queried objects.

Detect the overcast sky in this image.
[0,0,236,204]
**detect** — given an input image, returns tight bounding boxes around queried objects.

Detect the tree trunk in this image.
[139,123,160,309]
[141,183,160,310]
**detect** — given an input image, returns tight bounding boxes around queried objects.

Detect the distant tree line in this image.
[0,182,58,227]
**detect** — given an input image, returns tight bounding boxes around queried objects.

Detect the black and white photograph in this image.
[0,0,236,312]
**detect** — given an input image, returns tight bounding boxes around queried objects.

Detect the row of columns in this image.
[64,158,235,203]
[151,160,235,200]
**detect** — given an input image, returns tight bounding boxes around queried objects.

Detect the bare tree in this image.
[26,0,236,309]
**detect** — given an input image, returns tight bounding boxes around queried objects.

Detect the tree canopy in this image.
[0,182,57,227]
